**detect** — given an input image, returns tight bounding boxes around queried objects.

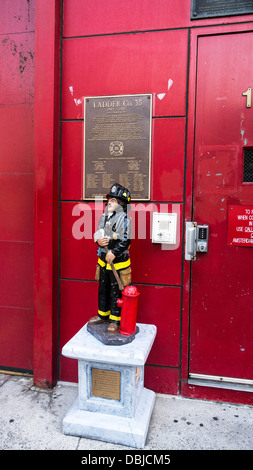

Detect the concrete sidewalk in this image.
[0,372,252,451]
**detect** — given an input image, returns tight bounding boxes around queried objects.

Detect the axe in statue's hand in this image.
[105,246,124,291]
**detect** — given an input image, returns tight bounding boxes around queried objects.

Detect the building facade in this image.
[1,0,253,406]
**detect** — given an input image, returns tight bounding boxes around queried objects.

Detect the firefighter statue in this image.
[88,183,132,334]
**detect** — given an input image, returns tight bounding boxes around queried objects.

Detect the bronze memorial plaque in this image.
[91,368,121,400]
[83,94,152,201]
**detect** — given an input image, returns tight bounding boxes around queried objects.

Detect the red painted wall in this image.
[57,1,252,402]
[58,1,253,404]
[0,0,35,372]
[59,18,188,394]
[2,0,253,405]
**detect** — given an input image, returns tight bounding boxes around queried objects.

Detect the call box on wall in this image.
[152,212,177,244]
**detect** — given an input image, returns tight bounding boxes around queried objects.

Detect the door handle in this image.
[185,222,197,260]
[185,222,209,261]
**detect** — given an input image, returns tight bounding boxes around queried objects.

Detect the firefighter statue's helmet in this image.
[106,183,131,204]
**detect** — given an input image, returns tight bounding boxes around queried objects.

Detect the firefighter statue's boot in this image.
[107,322,119,334]
[88,315,110,326]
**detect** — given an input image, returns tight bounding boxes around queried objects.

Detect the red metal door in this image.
[189,32,253,388]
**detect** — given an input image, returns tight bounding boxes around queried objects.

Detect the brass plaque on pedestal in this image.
[91,368,121,400]
[83,94,152,201]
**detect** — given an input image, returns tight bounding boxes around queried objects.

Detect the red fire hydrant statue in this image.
[117,285,140,336]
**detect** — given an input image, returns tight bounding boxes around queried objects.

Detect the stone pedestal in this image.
[62,323,157,448]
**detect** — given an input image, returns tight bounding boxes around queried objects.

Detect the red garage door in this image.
[0,1,34,373]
